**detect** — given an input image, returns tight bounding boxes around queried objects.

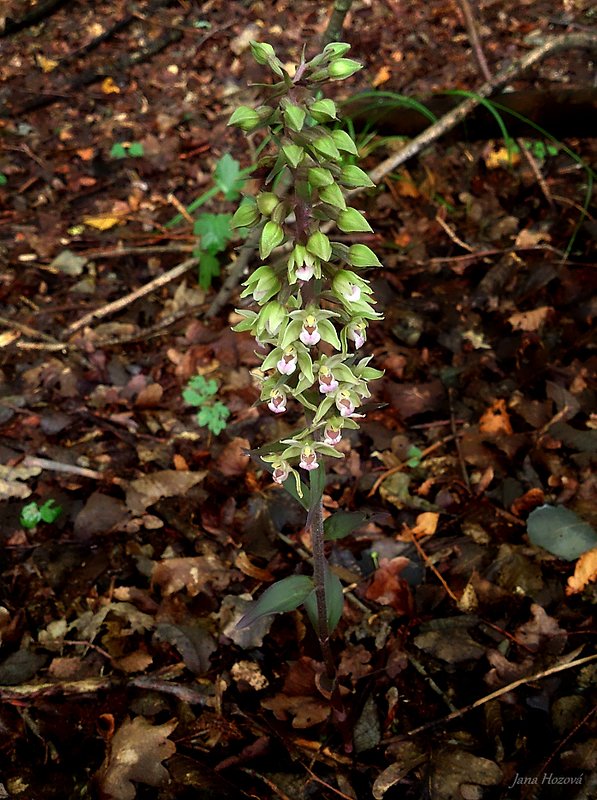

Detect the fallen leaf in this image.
[102,77,121,94]
[36,54,59,73]
[261,694,330,728]
[0,331,20,347]
[96,716,177,800]
[484,146,520,169]
[364,557,413,613]
[125,470,206,514]
[508,306,553,332]
[82,214,123,231]
[412,511,439,537]
[230,659,269,690]
[567,547,597,595]
[372,65,392,87]
[152,554,233,597]
[214,436,250,477]
[479,399,513,436]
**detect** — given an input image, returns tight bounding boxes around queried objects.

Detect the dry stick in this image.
[322,0,355,46]
[366,32,597,187]
[65,256,198,337]
[455,0,554,208]
[205,225,263,320]
[400,652,597,738]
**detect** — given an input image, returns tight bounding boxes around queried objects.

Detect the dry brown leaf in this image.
[484,146,521,169]
[102,77,121,94]
[83,214,123,231]
[479,399,513,436]
[363,557,413,613]
[412,511,439,537]
[125,469,206,515]
[152,555,233,597]
[36,54,59,73]
[96,716,177,800]
[508,306,553,332]
[567,547,597,595]
[214,437,250,477]
[372,65,392,87]
[261,694,330,728]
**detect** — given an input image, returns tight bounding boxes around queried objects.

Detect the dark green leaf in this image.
[304,569,344,633]
[198,251,221,289]
[38,499,62,524]
[109,142,127,159]
[237,575,314,628]
[324,510,367,540]
[128,141,144,158]
[0,173,7,186]
[527,505,597,561]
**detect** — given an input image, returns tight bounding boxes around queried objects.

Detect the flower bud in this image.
[331,129,358,155]
[306,231,332,263]
[333,270,362,303]
[308,167,334,188]
[322,42,352,59]
[256,192,280,217]
[268,388,287,414]
[339,165,375,188]
[282,143,305,169]
[260,221,284,259]
[308,99,337,122]
[230,200,260,229]
[311,135,341,162]
[328,58,362,80]
[299,444,318,471]
[228,106,261,131]
[318,182,346,210]
[259,300,287,336]
[337,207,373,233]
[240,265,280,303]
[250,41,277,64]
[282,100,306,132]
[348,244,382,267]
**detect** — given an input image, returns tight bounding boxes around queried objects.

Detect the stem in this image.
[309,471,336,684]
[322,0,355,46]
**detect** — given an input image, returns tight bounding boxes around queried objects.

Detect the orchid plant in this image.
[229,40,383,686]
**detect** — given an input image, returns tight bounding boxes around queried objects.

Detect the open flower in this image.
[267,388,287,414]
[277,347,298,375]
[335,389,360,417]
[299,314,321,346]
[271,460,291,484]
[347,320,367,349]
[296,263,315,281]
[318,365,339,394]
[323,421,342,445]
[299,444,319,471]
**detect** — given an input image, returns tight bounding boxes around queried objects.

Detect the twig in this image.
[366,33,597,186]
[435,214,475,252]
[448,387,470,488]
[0,314,59,343]
[322,0,355,46]
[368,435,456,497]
[205,225,263,319]
[407,652,459,712]
[80,244,195,259]
[408,531,459,602]
[22,455,126,485]
[399,652,597,738]
[65,256,198,336]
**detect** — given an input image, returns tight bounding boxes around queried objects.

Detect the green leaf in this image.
[337,207,373,233]
[228,106,261,132]
[348,244,382,267]
[237,575,314,628]
[331,129,358,155]
[230,199,260,229]
[198,250,221,289]
[0,173,7,186]
[304,569,344,634]
[38,499,62,524]
[527,505,597,561]
[213,153,245,199]
[308,99,337,122]
[109,142,127,159]
[260,220,284,258]
[197,402,230,435]
[20,502,42,529]
[282,144,304,169]
[188,375,218,397]
[318,183,346,210]
[194,213,233,253]
[308,167,334,188]
[406,445,423,468]
[128,141,144,158]
[283,101,306,132]
[324,510,367,540]
[311,135,341,162]
[339,165,375,188]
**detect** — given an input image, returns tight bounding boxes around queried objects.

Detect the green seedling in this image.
[109,141,144,159]
[229,40,383,689]
[20,499,62,529]
[183,374,230,436]
[0,173,7,186]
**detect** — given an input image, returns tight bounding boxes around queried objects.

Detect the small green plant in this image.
[20,499,62,529]
[109,141,144,159]
[228,40,383,690]
[0,173,7,186]
[183,374,230,435]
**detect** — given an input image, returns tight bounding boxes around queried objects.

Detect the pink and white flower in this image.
[272,461,291,484]
[267,389,287,414]
[324,424,342,445]
[299,445,318,471]
[296,263,315,281]
[299,315,321,346]
[318,367,339,394]
[335,391,357,417]
[277,348,297,375]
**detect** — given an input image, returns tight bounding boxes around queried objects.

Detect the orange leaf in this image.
[479,399,513,436]
[566,547,597,595]
[76,147,95,161]
[101,77,121,94]
[412,511,439,537]
[508,306,553,332]
[372,65,391,87]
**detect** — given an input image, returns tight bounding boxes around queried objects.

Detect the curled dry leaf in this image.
[125,469,207,515]
[479,399,513,436]
[152,555,233,597]
[566,547,597,595]
[96,716,177,800]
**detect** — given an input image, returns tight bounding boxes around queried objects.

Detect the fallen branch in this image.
[366,32,597,186]
[65,256,198,337]
[0,0,68,37]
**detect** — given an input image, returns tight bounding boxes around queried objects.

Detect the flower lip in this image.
[277,349,297,375]
[299,445,319,471]
[296,263,314,281]
[324,425,342,445]
[267,390,287,414]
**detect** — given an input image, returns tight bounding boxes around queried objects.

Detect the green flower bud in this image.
[260,220,284,259]
[258,300,287,336]
[249,41,276,64]
[240,265,281,303]
[230,200,260,229]
[318,182,346,210]
[323,42,352,59]
[331,129,358,155]
[339,164,375,188]
[308,99,337,122]
[308,68,331,82]
[282,143,305,169]
[307,167,334,188]
[306,231,332,262]
[256,192,280,217]
[337,207,373,233]
[311,135,341,162]
[282,100,306,132]
[328,58,362,80]
[348,244,382,267]
[228,106,261,131]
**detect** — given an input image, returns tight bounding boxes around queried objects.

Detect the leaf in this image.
[20,502,41,529]
[96,716,177,800]
[0,173,7,186]
[83,213,122,230]
[193,213,233,253]
[198,250,220,289]
[126,470,207,515]
[127,141,144,158]
[197,402,230,435]
[324,510,367,540]
[109,143,128,159]
[101,77,121,95]
[38,499,62,523]
[237,575,314,628]
[527,505,597,561]
[567,547,597,595]
[213,153,244,199]
[304,569,344,633]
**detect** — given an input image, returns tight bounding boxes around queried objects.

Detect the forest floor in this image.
[0,1,596,799]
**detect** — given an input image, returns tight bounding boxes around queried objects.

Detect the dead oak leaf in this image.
[96,716,177,800]
[479,399,513,436]
[567,547,597,595]
[261,694,330,728]
[126,470,206,515]
[508,306,553,332]
[152,555,233,597]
